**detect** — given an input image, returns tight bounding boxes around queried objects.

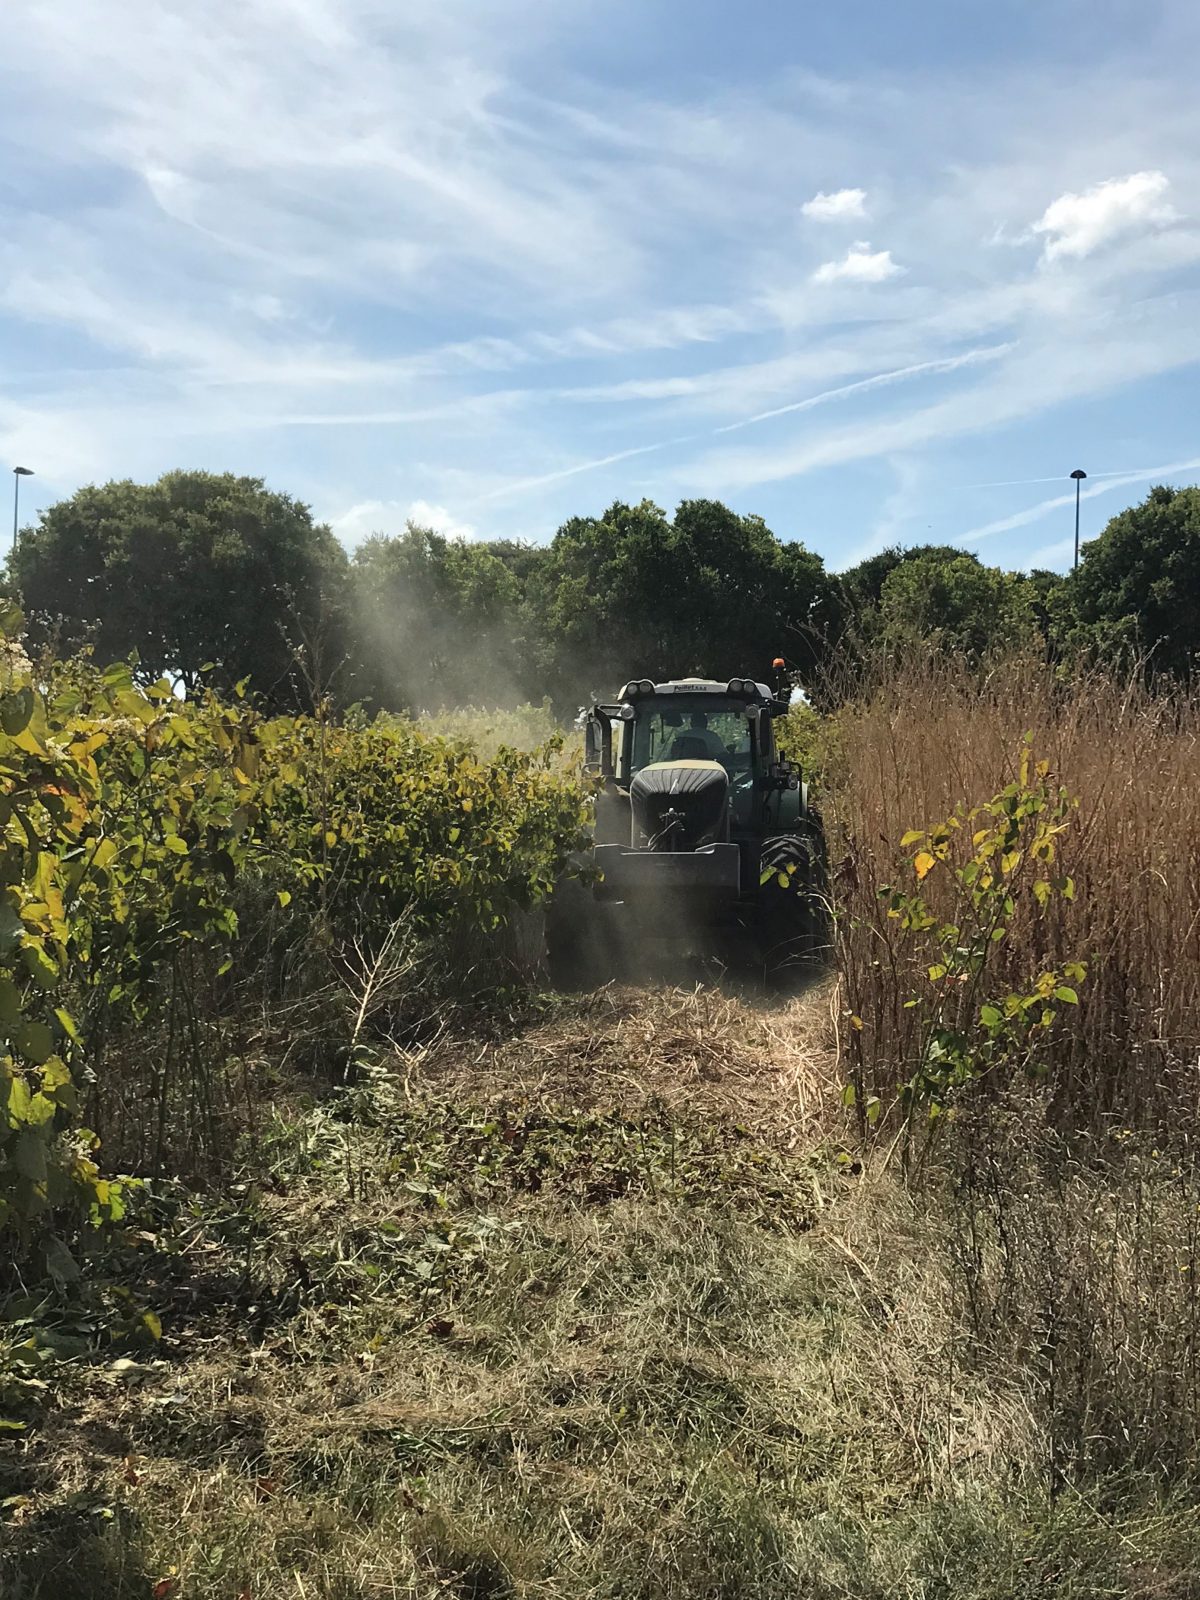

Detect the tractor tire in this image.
[753,823,830,989]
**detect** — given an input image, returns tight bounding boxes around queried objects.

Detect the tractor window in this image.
[630,700,754,777]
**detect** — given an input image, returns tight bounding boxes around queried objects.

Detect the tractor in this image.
[547,671,827,986]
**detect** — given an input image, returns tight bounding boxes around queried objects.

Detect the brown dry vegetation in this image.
[827,655,1200,1128]
[410,984,839,1140]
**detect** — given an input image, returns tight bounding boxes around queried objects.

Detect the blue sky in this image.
[2,0,1199,571]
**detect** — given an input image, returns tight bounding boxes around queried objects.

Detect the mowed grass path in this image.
[3,985,1198,1600]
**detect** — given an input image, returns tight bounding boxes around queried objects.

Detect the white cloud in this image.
[406,500,477,540]
[802,187,867,221]
[812,242,903,285]
[232,292,293,324]
[1033,171,1177,263]
[329,498,476,546]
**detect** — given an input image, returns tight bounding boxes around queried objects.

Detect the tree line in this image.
[10,470,1200,714]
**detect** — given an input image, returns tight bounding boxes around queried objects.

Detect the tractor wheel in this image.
[753,825,829,989]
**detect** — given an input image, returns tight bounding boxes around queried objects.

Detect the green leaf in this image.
[26,1092,55,1126]
[141,1310,163,1341]
[841,1082,857,1107]
[5,1071,32,1126]
[0,901,24,952]
[92,838,119,870]
[1053,986,1078,1005]
[14,1129,47,1183]
[899,830,924,847]
[15,1021,54,1065]
[0,978,21,1026]
[101,661,133,693]
[54,1008,80,1046]
[22,945,60,990]
[980,1005,1002,1028]
[40,1056,74,1104]
[927,963,947,981]
[0,687,35,737]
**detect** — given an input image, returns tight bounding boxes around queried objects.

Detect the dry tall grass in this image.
[825,654,1200,1131]
[819,654,1200,1507]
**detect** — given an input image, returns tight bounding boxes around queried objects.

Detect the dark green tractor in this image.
[547,674,827,986]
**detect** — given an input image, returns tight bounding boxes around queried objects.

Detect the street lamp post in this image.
[1070,469,1087,571]
[11,467,33,556]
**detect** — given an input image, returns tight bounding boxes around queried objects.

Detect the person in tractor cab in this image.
[670,710,730,761]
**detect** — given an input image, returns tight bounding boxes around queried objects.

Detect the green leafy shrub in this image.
[0,619,589,1271]
[844,744,1087,1141]
[253,714,589,938]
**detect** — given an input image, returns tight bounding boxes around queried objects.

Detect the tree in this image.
[876,552,1038,661]
[351,524,526,711]
[833,544,972,644]
[12,471,349,711]
[1058,485,1200,675]
[524,498,833,707]
[479,538,554,591]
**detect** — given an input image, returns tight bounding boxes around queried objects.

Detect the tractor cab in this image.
[582,676,802,875]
